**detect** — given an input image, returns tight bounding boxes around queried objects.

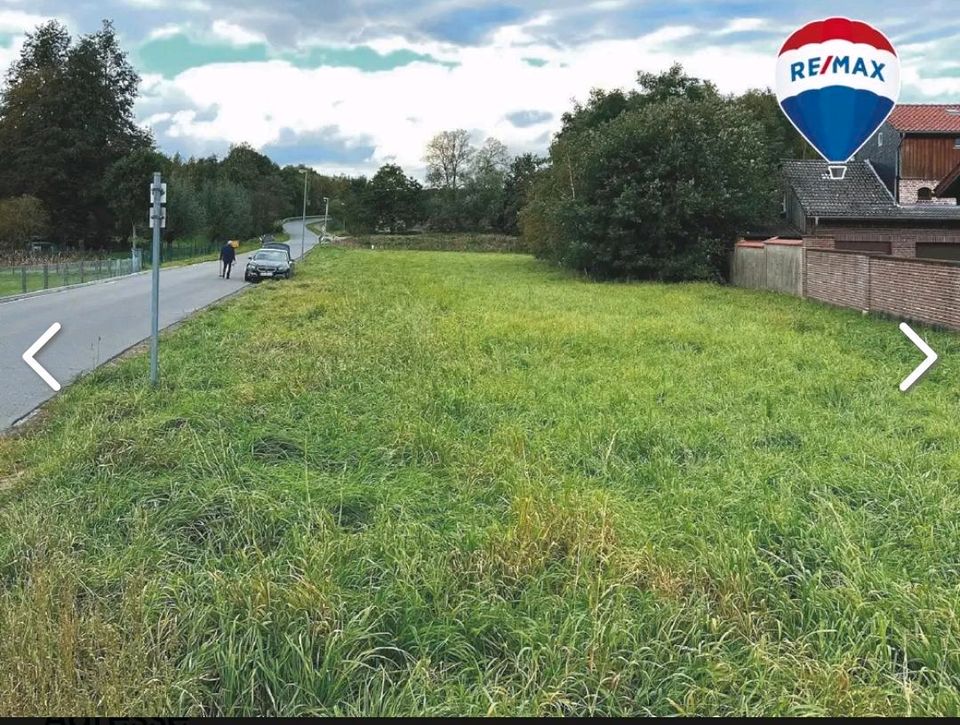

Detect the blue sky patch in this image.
[421,4,526,44]
[506,110,553,127]
[137,34,270,78]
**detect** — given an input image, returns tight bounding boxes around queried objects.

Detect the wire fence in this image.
[142,239,223,266]
[0,257,140,299]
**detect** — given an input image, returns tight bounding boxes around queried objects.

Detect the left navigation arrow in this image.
[22,322,62,391]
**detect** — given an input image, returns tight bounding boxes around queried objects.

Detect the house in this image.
[782,159,960,260]
[855,104,960,205]
[730,158,960,331]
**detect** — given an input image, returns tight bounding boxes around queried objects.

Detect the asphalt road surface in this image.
[0,220,321,430]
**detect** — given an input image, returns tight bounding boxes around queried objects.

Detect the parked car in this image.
[261,241,293,264]
[245,249,293,282]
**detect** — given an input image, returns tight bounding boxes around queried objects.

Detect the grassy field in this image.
[2,248,960,715]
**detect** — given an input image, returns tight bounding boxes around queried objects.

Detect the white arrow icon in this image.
[899,322,939,393]
[22,322,62,392]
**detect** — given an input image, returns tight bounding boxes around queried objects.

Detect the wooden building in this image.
[855,104,960,205]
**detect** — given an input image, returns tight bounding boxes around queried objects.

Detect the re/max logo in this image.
[790,56,886,82]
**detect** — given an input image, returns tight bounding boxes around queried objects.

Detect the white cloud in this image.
[715,18,767,35]
[210,19,265,46]
[0,9,51,34]
[138,23,784,177]
[134,12,960,175]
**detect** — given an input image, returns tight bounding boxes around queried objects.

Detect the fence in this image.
[730,238,804,296]
[732,239,960,331]
[0,257,139,300]
[141,239,222,266]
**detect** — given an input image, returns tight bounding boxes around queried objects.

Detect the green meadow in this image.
[2,247,960,716]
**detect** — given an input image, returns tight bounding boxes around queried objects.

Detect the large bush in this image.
[522,66,784,281]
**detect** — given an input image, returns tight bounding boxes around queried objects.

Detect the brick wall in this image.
[803,248,960,330]
[813,224,960,258]
[899,178,957,205]
[805,250,870,311]
[869,257,960,328]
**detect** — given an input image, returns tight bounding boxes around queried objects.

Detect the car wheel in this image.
[245,274,253,282]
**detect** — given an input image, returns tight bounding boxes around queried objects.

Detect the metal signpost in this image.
[148,173,166,385]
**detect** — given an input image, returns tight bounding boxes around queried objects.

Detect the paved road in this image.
[0,220,321,430]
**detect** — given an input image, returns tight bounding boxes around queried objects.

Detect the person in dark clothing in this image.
[219,242,236,279]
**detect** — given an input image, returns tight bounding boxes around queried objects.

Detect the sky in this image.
[2,1,960,178]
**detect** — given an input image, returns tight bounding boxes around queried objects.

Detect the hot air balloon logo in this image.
[776,17,900,179]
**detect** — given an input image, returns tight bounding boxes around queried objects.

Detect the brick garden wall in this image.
[804,249,960,330]
[804,250,870,311]
[733,239,960,330]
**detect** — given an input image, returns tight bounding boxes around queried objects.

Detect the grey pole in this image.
[150,172,162,386]
[323,197,330,234]
[300,169,308,260]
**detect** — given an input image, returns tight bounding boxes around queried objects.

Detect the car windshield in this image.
[254,250,286,262]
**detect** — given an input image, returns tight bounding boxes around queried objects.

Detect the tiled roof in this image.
[888,104,960,133]
[782,160,960,220]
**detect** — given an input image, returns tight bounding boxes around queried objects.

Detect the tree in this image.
[522,66,779,281]
[368,164,424,233]
[424,129,474,192]
[103,148,169,243]
[424,130,475,230]
[340,176,374,234]
[0,20,151,246]
[164,173,206,244]
[502,153,547,235]
[202,180,252,241]
[0,196,49,251]
[463,137,510,230]
[733,88,813,164]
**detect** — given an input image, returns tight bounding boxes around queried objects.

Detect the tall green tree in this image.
[102,148,169,243]
[424,129,475,230]
[502,153,546,235]
[368,163,424,233]
[0,20,151,246]
[202,180,253,241]
[164,173,207,244]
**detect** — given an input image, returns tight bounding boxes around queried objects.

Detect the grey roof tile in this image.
[781,160,960,221]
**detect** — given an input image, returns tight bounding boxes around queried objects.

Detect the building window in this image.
[955,137,960,149]
[918,187,933,202]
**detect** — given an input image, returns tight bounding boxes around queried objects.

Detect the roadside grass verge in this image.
[2,248,960,715]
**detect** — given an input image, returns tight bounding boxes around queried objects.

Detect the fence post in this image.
[80,260,85,283]
[62,263,68,287]
[20,266,26,293]
[43,264,49,290]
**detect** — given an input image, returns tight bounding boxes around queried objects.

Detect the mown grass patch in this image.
[2,247,960,715]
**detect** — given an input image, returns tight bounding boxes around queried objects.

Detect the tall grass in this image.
[2,248,960,715]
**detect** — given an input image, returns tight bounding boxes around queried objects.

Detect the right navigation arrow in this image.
[899,322,939,393]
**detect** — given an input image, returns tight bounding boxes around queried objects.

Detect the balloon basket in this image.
[827,165,847,181]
